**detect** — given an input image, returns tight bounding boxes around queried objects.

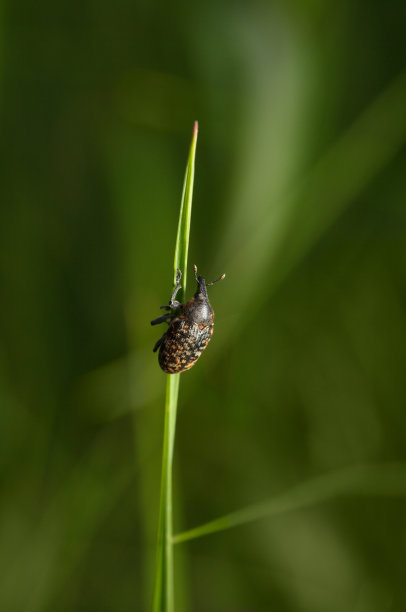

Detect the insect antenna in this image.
[207,273,226,286]
[193,264,226,286]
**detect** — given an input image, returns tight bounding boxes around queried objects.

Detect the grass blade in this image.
[152,122,198,612]
[174,121,198,300]
[172,463,406,545]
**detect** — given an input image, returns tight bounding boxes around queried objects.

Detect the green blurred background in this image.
[1,1,406,610]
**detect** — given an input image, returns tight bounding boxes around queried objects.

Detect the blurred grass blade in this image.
[214,70,406,338]
[172,463,406,545]
[153,122,198,612]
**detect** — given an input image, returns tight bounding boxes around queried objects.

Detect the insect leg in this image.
[152,269,183,327]
[168,268,183,309]
[151,313,173,326]
[153,334,165,352]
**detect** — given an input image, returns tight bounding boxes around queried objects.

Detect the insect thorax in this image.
[181,295,214,325]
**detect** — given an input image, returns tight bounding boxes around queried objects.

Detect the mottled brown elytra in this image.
[151,265,226,374]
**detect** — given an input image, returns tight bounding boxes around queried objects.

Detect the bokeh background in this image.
[1,1,406,611]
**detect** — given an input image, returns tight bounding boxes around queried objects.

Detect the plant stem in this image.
[153,375,179,612]
[152,122,198,611]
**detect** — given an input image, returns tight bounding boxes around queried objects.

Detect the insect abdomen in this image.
[158,318,213,374]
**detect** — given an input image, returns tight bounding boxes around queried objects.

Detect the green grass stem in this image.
[152,122,198,612]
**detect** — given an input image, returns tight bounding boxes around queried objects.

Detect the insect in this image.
[151,265,226,374]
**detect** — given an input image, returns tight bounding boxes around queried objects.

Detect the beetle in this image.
[151,265,226,374]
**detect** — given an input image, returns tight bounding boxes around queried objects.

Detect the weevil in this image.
[151,265,226,374]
